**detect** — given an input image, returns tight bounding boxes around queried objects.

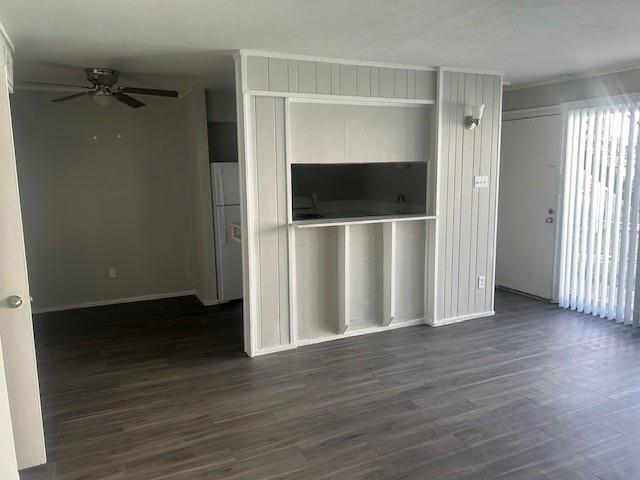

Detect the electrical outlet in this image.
[108,267,117,279]
[478,275,485,289]
[474,176,489,188]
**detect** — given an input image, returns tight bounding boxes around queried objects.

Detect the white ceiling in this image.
[2,0,640,91]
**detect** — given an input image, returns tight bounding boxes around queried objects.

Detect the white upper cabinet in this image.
[290,102,346,164]
[289,102,428,164]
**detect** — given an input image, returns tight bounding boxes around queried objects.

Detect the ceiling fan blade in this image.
[120,87,179,98]
[116,92,145,108]
[20,81,92,91]
[51,92,89,102]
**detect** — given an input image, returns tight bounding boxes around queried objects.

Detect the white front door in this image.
[0,339,19,480]
[0,65,46,468]
[496,112,562,300]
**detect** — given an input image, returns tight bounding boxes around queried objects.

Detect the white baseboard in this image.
[32,290,196,314]
[252,344,297,356]
[194,293,219,307]
[427,310,495,327]
[200,299,220,306]
[296,318,425,347]
[251,318,426,355]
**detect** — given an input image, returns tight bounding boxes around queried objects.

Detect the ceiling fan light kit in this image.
[26,68,179,109]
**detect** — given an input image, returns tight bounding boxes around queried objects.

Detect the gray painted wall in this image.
[11,89,216,310]
[504,67,640,111]
[184,88,218,305]
[436,71,502,321]
[205,90,237,122]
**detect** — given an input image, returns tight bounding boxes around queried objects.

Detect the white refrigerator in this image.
[211,163,243,302]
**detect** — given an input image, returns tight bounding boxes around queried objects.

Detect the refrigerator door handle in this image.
[214,165,225,206]
[218,207,227,244]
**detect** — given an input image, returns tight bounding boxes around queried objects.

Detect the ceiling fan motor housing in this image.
[85,68,119,87]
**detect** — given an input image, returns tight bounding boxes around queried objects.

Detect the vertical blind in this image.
[558,102,640,326]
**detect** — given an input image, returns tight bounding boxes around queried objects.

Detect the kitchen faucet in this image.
[397,194,406,214]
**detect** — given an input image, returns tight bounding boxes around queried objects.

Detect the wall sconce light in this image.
[464,104,485,130]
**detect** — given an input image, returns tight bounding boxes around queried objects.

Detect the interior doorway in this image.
[497,108,562,300]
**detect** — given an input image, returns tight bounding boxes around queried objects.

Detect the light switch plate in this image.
[474,176,489,188]
[478,275,485,289]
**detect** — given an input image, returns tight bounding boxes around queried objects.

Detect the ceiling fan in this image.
[22,68,179,108]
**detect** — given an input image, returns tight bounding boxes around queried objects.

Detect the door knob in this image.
[6,295,23,308]
[545,217,554,223]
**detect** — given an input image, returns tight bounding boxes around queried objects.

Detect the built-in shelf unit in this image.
[236,51,503,356]
[287,97,436,344]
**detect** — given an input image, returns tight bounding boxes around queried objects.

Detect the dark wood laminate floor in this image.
[19,291,640,480]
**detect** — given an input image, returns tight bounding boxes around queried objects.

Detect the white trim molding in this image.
[561,91,640,112]
[253,344,297,356]
[439,66,505,77]
[427,311,495,327]
[245,89,436,105]
[238,49,436,72]
[296,318,425,347]
[506,64,640,92]
[32,291,197,314]
[502,105,561,121]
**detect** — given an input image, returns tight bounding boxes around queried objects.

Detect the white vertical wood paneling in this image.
[296,228,339,339]
[437,71,451,319]
[316,62,331,95]
[338,225,350,333]
[330,63,340,95]
[457,73,477,315]
[469,74,483,311]
[244,55,437,102]
[394,220,426,321]
[485,75,502,311]
[348,224,383,328]
[268,57,288,91]
[474,75,494,313]
[247,56,268,90]
[445,73,463,318]
[234,55,257,356]
[356,65,371,97]
[394,69,408,98]
[252,96,290,348]
[240,54,495,352]
[382,222,396,326]
[415,70,434,100]
[339,64,357,96]
[378,68,395,98]
[287,59,298,93]
[370,67,379,97]
[297,60,317,94]
[407,70,416,100]
[436,71,502,322]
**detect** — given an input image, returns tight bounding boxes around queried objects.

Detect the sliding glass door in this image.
[558,102,640,325]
